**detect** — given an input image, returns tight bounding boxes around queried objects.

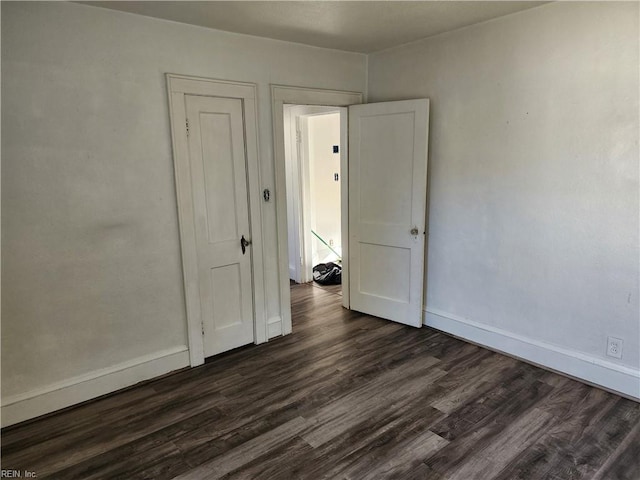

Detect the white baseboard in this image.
[1,345,190,427]
[425,308,640,400]
[267,316,283,339]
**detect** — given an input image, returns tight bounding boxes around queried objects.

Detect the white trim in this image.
[299,115,314,283]
[293,106,344,284]
[283,106,302,283]
[267,316,283,339]
[1,346,190,427]
[271,85,363,334]
[338,107,350,308]
[425,308,640,400]
[284,105,340,284]
[167,74,267,366]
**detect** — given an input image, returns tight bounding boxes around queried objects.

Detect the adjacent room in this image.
[2,1,638,479]
[284,105,346,297]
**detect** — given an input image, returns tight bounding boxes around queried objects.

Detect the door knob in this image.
[410,227,419,236]
[240,235,251,255]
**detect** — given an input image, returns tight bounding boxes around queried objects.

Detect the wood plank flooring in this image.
[310,281,343,296]
[2,283,639,479]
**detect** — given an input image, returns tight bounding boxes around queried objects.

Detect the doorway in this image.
[284,105,345,298]
[272,86,362,335]
[272,85,430,335]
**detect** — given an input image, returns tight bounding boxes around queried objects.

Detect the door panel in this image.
[349,99,429,327]
[359,243,411,302]
[186,95,254,356]
[358,112,415,226]
[210,264,243,329]
[200,112,239,243]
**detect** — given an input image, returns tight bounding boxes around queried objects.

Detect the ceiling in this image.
[82,1,547,53]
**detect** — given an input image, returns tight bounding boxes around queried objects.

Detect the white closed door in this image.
[349,99,429,327]
[185,95,254,357]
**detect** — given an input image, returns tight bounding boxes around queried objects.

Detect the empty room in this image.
[1,1,638,479]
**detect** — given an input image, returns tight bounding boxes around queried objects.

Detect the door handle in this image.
[410,227,419,236]
[240,235,251,255]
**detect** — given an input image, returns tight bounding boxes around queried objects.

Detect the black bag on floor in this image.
[313,262,342,285]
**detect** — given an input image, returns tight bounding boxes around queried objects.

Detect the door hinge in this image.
[201,324,204,336]
[296,129,301,144]
[186,119,190,137]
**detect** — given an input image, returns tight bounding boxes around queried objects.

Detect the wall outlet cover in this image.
[606,336,623,359]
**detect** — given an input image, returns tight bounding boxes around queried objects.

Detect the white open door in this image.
[349,99,429,327]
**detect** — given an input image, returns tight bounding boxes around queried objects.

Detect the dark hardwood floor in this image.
[2,283,639,479]
[311,281,343,296]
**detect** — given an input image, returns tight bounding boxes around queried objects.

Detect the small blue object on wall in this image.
[333,145,339,154]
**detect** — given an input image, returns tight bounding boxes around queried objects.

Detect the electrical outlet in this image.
[606,336,623,359]
[329,239,334,246]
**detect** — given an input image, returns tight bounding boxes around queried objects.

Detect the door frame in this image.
[167,74,267,366]
[299,109,346,283]
[271,85,362,335]
[285,106,344,284]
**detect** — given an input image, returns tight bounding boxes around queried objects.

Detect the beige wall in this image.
[308,113,342,264]
[369,2,640,377]
[1,1,365,409]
